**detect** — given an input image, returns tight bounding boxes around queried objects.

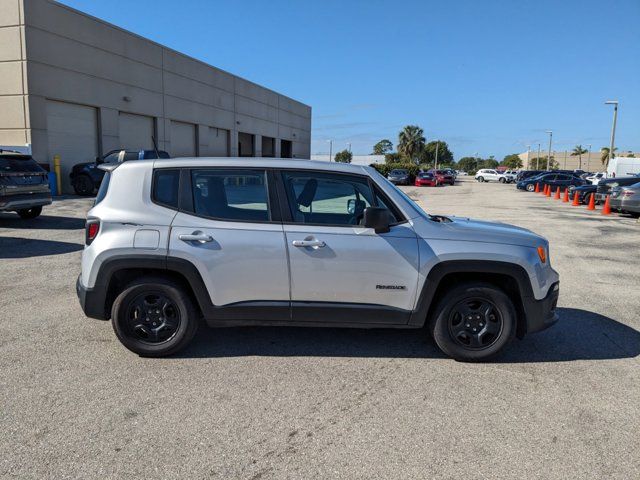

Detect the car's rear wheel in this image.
[525,183,535,192]
[477,176,484,182]
[499,177,506,183]
[73,174,95,196]
[17,206,42,219]
[429,283,516,361]
[111,277,199,357]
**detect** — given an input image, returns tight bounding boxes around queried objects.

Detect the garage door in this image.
[170,121,196,157]
[201,126,229,156]
[118,112,154,151]
[46,100,98,194]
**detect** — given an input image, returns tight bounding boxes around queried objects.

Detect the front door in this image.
[168,168,290,319]
[279,170,420,324]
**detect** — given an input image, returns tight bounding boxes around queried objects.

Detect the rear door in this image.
[279,170,419,324]
[168,168,290,319]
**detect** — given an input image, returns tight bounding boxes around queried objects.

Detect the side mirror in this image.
[364,206,391,234]
[95,156,103,164]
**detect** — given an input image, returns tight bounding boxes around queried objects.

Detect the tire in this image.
[429,283,516,362]
[499,177,506,183]
[111,277,200,357]
[73,174,96,196]
[17,206,42,219]
[477,176,484,182]
[525,184,535,192]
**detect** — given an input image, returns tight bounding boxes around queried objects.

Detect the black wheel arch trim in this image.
[409,260,540,335]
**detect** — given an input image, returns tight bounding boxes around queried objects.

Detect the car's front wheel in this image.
[499,177,506,183]
[429,283,516,361]
[111,277,199,357]
[525,183,535,192]
[17,206,43,219]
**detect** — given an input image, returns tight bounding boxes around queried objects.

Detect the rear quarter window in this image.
[94,172,111,205]
[152,169,180,209]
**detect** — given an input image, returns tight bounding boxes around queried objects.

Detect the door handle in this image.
[292,239,326,248]
[179,231,213,243]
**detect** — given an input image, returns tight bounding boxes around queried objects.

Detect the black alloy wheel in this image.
[447,298,503,349]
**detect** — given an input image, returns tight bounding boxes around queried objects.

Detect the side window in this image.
[153,169,180,209]
[191,169,270,222]
[373,188,402,224]
[282,171,374,226]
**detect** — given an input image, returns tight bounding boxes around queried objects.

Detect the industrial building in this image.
[0,0,311,192]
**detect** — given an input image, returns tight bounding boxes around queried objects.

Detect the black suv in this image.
[70,149,170,195]
[0,150,52,219]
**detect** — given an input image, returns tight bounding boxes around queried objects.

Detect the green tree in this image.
[397,125,425,164]
[627,152,636,158]
[501,153,523,169]
[334,149,352,163]
[536,155,559,170]
[420,140,454,166]
[570,145,588,169]
[477,158,499,169]
[600,147,617,166]
[384,152,402,164]
[372,139,393,155]
[457,156,478,174]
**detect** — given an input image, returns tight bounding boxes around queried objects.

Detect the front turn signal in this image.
[537,246,547,263]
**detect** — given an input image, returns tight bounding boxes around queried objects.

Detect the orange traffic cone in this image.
[562,188,569,202]
[534,183,540,193]
[602,195,611,215]
[554,186,561,200]
[539,183,546,194]
[587,193,596,210]
[545,184,551,197]
[571,191,580,206]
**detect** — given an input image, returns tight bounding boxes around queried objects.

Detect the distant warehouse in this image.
[0,0,311,192]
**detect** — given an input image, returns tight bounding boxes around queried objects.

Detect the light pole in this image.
[545,130,553,171]
[605,100,619,168]
[327,140,333,162]
[526,145,531,169]
[537,143,541,170]
[347,142,352,153]
[434,140,440,170]
[587,144,591,171]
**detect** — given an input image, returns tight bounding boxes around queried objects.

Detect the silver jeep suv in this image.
[76,158,560,361]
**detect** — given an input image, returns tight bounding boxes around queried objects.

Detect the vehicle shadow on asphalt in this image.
[0,236,83,258]
[180,307,639,362]
[0,214,85,230]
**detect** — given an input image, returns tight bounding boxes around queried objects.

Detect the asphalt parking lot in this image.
[1,177,639,479]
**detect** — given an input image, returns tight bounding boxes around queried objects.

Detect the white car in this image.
[475,169,513,183]
[586,172,606,185]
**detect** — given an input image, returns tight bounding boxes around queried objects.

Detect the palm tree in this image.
[570,145,588,169]
[397,125,425,164]
[600,147,618,167]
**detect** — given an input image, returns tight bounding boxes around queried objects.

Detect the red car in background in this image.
[415,172,438,187]
[428,169,455,185]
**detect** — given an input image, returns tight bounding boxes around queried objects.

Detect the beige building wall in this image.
[517,151,639,171]
[1,0,311,192]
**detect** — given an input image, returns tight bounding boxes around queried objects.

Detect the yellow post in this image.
[53,154,62,195]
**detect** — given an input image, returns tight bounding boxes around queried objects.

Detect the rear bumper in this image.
[76,275,109,320]
[0,192,52,211]
[523,282,559,334]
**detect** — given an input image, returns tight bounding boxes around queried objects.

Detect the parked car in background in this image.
[387,168,411,185]
[70,149,170,196]
[517,172,585,192]
[569,184,597,204]
[456,170,468,176]
[414,172,438,187]
[0,150,51,219]
[609,181,640,217]
[443,168,457,179]
[516,170,545,182]
[475,169,512,183]
[586,172,607,185]
[595,174,640,203]
[77,158,559,361]
[428,169,455,185]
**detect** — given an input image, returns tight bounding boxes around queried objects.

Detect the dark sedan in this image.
[595,174,640,203]
[387,169,411,185]
[517,172,585,192]
[569,184,597,204]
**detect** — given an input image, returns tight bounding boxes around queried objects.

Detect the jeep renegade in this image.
[76,158,559,361]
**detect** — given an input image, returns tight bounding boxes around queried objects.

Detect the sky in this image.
[58,0,640,160]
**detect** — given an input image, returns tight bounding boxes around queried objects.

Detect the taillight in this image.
[86,220,100,245]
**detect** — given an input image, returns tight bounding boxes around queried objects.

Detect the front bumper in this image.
[523,281,559,334]
[76,275,109,320]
